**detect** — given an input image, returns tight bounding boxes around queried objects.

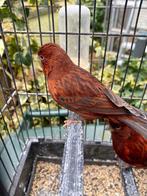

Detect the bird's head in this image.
[38,43,72,77]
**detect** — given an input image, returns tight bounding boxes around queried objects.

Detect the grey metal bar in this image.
[46,1,52,42]
[102,123,107,142]
[93,120,97,141]
[120,0,144,97]
[100,0,113,136]
[84,123,87,141]
[16,92,147,100]
[20,0,46,138]
[131,43,147,98]
[90,0,97,73]
[50,0,55,43]
[0,62,26,146]
[49,0,62,138]
[78,0,81,66]
[139,84,147,109]
[60,112,84,195]
[0,26,27,144]
[101,0,113,81]
[2,30,147,38]
[26,109,68,117]
[44,74,54,139]
[0,157,13,183]
[9,138,38,196]
[0,90,16,114]
[0,57,25,152]
[2,4,147,9]
[36,0,54,139]
[64,0,68,52]
[6,0,36,139]
[0,111,21,162]
[0,82,24,152]
[0,61,25,147]
[111,0,129,89]
[0,133,17,171]
[35,0,43,45]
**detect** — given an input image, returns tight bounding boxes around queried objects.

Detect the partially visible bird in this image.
[38,43,147,168]
[110,120,147,167]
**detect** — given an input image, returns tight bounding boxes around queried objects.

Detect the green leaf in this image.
[28,0,36,5]
[0,7,10,19]
[30,39,38,53]
[14,51,23,65]
[24,7,30,17]
[14,19,25,30]
[14,51,32,66]
[23,52,32,66]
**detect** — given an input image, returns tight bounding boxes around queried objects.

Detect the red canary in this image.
[38,43,147,168]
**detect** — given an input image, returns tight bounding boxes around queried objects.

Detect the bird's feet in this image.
[117,157,131,170]
[121,162,131,170]
[63,119,81,128]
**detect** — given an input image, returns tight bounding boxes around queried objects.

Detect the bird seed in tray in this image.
[133,168,147,196]
[83,163,125,196]
[30,160,147,196]
[30,160,61,196]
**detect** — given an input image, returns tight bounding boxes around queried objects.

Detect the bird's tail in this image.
[116,115,147,139]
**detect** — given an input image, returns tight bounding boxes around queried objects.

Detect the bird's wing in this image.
[119,116,147,139]
[57,94,128,115]
[53,68,129,116]
[51,66,146,119]
[51,67,147,137]
[104,87,147,119]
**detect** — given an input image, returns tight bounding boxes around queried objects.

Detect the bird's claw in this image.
[63,119,81,128]
[117,158,131,169]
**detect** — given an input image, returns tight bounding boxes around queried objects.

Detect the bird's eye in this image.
[39,55,44,61]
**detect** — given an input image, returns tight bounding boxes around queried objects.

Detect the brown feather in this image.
[110,122,147,167]
[38,43,147,168]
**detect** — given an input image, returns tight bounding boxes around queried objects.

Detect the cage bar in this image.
[111,0,129,89]
[2,30,147,38]
[101,0,113,81]
[90,0,97,73]
[21,0,46,138]
[120,0,144,96]
[0,0,146,195]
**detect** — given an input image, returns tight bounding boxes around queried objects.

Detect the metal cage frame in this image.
[0,0,147,195]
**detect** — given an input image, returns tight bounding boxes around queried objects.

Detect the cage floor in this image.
[83,164,124,195]
[29,159,146,196]
[30,160,61,195]
[133,168,147,196]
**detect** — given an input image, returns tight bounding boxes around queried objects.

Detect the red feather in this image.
[38,43,147,168]
[110,120,147,167]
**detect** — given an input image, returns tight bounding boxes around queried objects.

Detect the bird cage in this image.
[0,0,147,195]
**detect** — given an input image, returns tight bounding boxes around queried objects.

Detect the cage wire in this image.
[0,0,147,195]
